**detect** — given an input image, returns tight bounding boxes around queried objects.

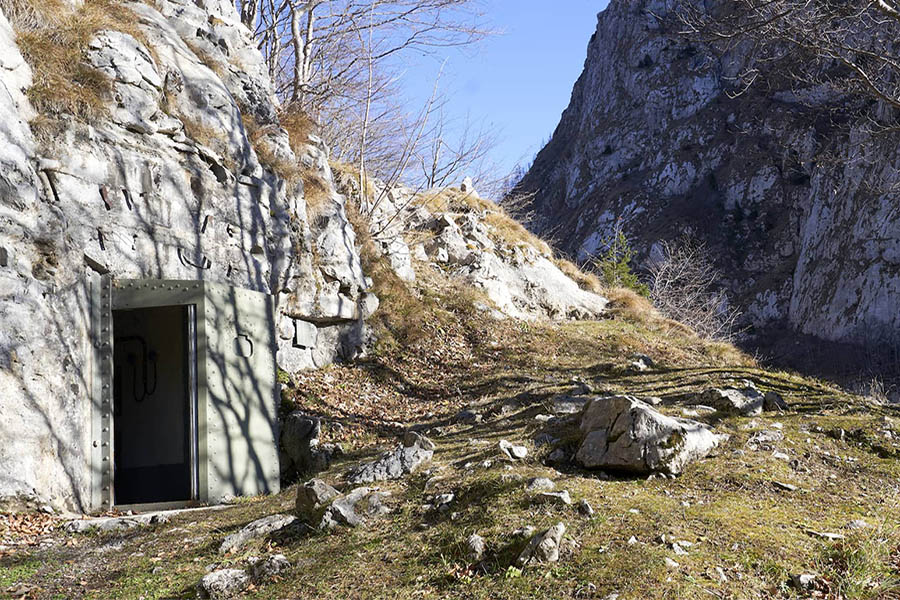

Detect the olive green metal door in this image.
[202,283,280,502]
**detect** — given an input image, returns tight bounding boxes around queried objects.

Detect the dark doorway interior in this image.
[113,305,194,505]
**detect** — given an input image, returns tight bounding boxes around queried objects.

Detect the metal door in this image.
[202,283,280,502]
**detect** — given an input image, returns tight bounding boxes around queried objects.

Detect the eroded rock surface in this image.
[345,432,435,484]
[0,0,370,510]
[575,396,726,475]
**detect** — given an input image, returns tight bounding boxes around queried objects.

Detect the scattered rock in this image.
[295,479,340,523]
[764,391,788,411]
[517,522,566,566]
[747,429,785,449]
[512,526,536,539]
[627,354,654,372]
[790,573,818,590]
[526,477,556,492]
[699,387,764,416]
[63,512,170,533]
[248,554,291,581]
[547,449,568,463]
[712,566,728,583]
[432,493,455,512]
[664,557,680,569]
[671,541,689,555]
[773,481,798,492]
[806,530,845,541]
[577,500,595,517]
[576,396,727,475]
[846,519,870,530]
[499,439,528,460]
[320,487,371,529]
[281,412,322,474]
[454,410,482,425]
[219,514,297,555]
[467,533,486,562]
[197,569,250,599]
[534,491,572,506]
[345,433,434,484]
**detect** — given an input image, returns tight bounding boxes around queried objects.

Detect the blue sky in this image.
[391,0,610,187]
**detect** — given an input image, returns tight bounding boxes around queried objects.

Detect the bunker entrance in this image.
[88,279,280,512]
[112,305,197,505]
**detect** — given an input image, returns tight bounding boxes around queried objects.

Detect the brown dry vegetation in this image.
[279,108,318,156]
[555,257,605,295]
[414,187,553,257]
[1,0,142,119]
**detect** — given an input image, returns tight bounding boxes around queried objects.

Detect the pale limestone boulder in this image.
[576,396,726,475]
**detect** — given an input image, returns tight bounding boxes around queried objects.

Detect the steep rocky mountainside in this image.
[516,0,900,366]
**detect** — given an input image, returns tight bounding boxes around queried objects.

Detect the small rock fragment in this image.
[534,490,572,506]
[219,514,297,555]
[664,557,680,569]
[577,499,594,517]
[773,481,798,492]
[467,533,486,562]
[454,410,482,425]
[526,477,556,492]
[499,439,528,460]
[248,554,291,582]
[296,479,340,522]
[790,573,817,590]
[197,569,250,599]
[517,522,566,565]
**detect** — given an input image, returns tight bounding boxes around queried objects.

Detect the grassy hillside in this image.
[3,249,899,600]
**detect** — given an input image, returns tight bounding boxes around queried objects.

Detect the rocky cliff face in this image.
[0,0,371,509]
[517,0,900,362]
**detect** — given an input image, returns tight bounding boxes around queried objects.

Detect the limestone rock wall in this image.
[0,0,369,509]
[335,175,608,321]
[517,0,900,353]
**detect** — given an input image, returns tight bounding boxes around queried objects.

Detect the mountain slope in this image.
[515,0,900,371]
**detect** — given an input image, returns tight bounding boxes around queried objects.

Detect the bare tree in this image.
[234,0,496,185]
[648,238,742,341]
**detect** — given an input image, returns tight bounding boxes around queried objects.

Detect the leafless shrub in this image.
[648,238,742,341]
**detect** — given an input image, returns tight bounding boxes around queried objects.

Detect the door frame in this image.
[90,279,206,512]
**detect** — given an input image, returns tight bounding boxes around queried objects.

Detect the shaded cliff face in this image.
[517,0,900,363]
[0,0,372,509]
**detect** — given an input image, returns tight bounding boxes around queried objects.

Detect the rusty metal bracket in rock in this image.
[178,247,212,270]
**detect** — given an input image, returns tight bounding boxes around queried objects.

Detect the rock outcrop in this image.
[575,396,725,475]
[516,0,900,359]
[335,174,609,321]
[345,432,435,484]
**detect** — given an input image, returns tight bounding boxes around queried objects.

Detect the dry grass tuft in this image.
[2,0,143,119]
[301,169,331,219]
[414,188,552,257]
[241,113,303,181]
[555,257,605,295]
[280,107,318,156]
[605,286,659,324]
[344,200,433,349]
